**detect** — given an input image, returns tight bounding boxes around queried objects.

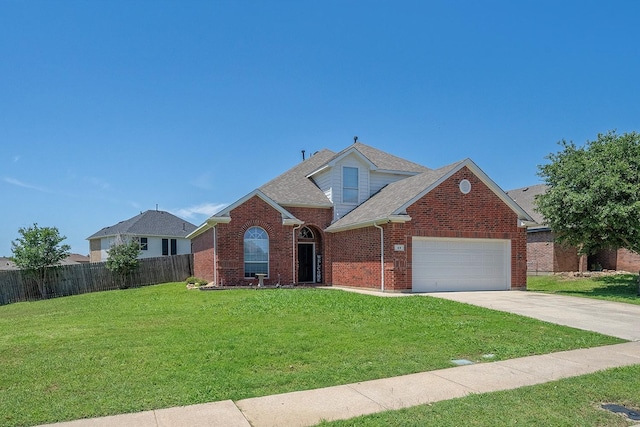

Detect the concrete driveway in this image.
[428,291,640,341]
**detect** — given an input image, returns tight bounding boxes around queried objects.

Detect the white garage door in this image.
[412,237,510,292]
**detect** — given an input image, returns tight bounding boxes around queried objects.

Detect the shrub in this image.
[185,277,209,287]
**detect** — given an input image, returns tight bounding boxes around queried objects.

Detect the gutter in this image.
[373,222,385,292]
[292,223,302,284]
[326,215,411,233]
[186,217,231,240]
[213,225,218,286]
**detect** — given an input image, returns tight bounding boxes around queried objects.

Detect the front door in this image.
[298,243,315,282]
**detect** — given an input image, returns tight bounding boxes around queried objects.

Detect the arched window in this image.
[299,226,314,239]
[244,226,269,277]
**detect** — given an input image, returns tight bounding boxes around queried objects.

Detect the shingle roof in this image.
[0,254,89,270]
[0,257,18,271]
[505,184,548,225]
[87,210,197,239]
[259,142,429,208]
[259,149,336,207]
[326,161,463,231]
[312,142,430,175]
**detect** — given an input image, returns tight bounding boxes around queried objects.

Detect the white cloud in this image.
[172,203,228,220]
[12,156,20,163]
[189,172,213,190]
[3,177,48,193]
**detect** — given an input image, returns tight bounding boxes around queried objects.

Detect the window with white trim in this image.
[137,237,148,251]
[244,227,269,277]
[343,167,358,204]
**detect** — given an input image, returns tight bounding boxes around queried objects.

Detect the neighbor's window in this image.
[139,237,148,251]
[343,166,358,204]
[244,226,269,277]
[162,238,177,256]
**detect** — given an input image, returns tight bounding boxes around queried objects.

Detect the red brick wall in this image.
[553,243,580,272]
[330,166,528,291]
[192,228,215,282]
[526,230,579,274]
[191,197,334,285]
[527,231,554,274]
[615,248,640,272]
[331,227,385,289]
[216,196,293,286]
[589,249,617,271]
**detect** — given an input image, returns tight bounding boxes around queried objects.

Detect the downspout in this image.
[292,224,302,285]
[213,224,218,286]
[373,222,384,292]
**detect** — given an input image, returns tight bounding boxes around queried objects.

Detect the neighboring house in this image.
[506,184,640,274]
[61,253,90,265]
[188,142,533,292]
[0,254,90,271]
[0,257,18,271]
[506,184,580,274]
[87,210,197,263]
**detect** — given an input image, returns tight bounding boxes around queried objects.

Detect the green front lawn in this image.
[0,284,623,426]
[528,274,640,305]
[319,365,640,427]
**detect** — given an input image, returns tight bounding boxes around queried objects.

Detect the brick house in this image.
[506,184,640,274]
[188,142,533,292]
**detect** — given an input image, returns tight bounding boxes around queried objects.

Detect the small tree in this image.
[11,224,71,299]
[105,235,141,289]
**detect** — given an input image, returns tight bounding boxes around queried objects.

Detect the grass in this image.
[0,283,624,427]
[319,274,640,427]
[318,365,640,426]
[527,274,640,305]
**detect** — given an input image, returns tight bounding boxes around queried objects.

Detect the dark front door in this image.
[298,243,314,282]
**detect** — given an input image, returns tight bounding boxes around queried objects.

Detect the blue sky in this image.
[1,0,639,256]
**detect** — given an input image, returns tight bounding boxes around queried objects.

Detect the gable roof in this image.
[259,142,430,209]
[186,189,305,239]
[505,184,548,227]
[326,159,535,232]
[259,149,336,207]
[308,142,430,177]
[87,210,197,240]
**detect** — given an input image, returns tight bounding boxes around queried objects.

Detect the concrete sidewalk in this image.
[39,290,640,427]
[40,342,640,427]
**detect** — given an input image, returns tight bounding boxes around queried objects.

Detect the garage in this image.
[412,237,511,292]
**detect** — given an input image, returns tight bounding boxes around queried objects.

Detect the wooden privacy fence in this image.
[0,254,193,306]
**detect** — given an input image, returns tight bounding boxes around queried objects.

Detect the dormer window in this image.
[343,167,359,204]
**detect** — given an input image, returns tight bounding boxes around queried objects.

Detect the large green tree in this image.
[537,130,640,260]
[11,224,71,299]
[105,235,141,289]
